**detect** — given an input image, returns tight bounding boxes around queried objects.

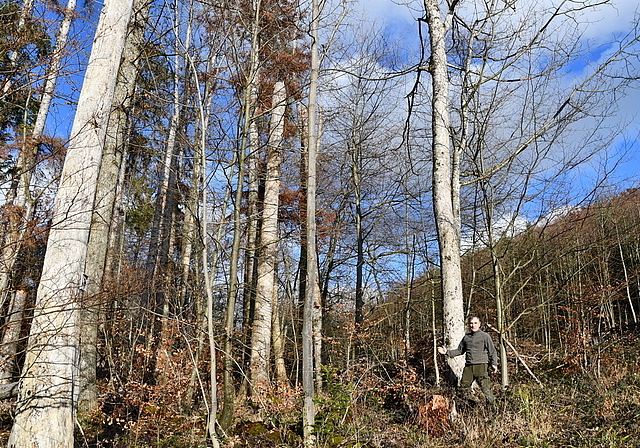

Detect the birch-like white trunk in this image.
[249,81,286,394]
[7,0,134,445]
[423,0,465,379]
[312,109,323,392]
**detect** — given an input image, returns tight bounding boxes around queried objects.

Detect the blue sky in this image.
[44,0,639,196]
[353,0,640,194]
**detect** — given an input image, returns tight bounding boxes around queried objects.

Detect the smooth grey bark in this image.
[478,178,510,387]
[312,111,323,392]
[200,146,221,448]
[146,0,191,301]
[181,33,220,411]
[403,232,415,359]
[249,80,287,394]
[32,0,77,139]
[238,70,261,396]
[0,381,18,399]
[197,82,222,448]
[220,95,246,424]
[423,0,465,379]
[7,0,134,444]
[272,283,288,385]
[185,41,227,445]
[351,140,365,358]
[178,91,205,304]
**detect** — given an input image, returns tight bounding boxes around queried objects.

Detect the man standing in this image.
[438,316,498,403]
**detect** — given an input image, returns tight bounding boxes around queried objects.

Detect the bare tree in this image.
[416,0,640,383]
[302,0,320,444]
[0,290,27,384]
[220,0,263,427]
[451,0,640,386]
[421,0,466,379]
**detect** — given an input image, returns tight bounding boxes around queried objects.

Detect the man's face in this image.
[469,319,481,332]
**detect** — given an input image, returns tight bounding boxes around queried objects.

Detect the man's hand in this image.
[437,346,447,355]
[491,364,498,374]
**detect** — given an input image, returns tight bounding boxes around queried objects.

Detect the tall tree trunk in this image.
[312,109,323,392]
[303,0,320,442]
[403,231,416,360]
[238,72,261,398]
[7,0,134,444]
[483,194,509,388]
[146,0,190,287]
[200,143,221,448]
[219,101,247,428]
[312,270,323,392]
[192,55,228,444]
[175,0,201,306]
[77,0,151,416]
[31,0,76,139]
[272,285,288,385]
[249,80,286,396]
[181,36,220,412]
[423,0,465,380]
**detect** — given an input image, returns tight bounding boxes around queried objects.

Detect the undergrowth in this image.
[0,335,638,447]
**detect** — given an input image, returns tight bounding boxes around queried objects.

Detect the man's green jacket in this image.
[446,329,498,366]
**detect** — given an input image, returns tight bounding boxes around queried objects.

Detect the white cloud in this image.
[354,0,418,23]
[577,0,639,38]
[538,205,580,226]
[355,0,638,40]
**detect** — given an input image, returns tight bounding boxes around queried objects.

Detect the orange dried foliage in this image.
[416,394,453,437]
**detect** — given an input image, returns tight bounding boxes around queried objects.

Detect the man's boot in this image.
[482,387,495,404]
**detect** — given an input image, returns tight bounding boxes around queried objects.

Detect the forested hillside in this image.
[0,0,639,446]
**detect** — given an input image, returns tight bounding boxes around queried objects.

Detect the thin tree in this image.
[302,0,320,443]
[451,0,640,386]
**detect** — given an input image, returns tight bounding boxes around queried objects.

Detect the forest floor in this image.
[0,331,638,447]
[304,332,640,448]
